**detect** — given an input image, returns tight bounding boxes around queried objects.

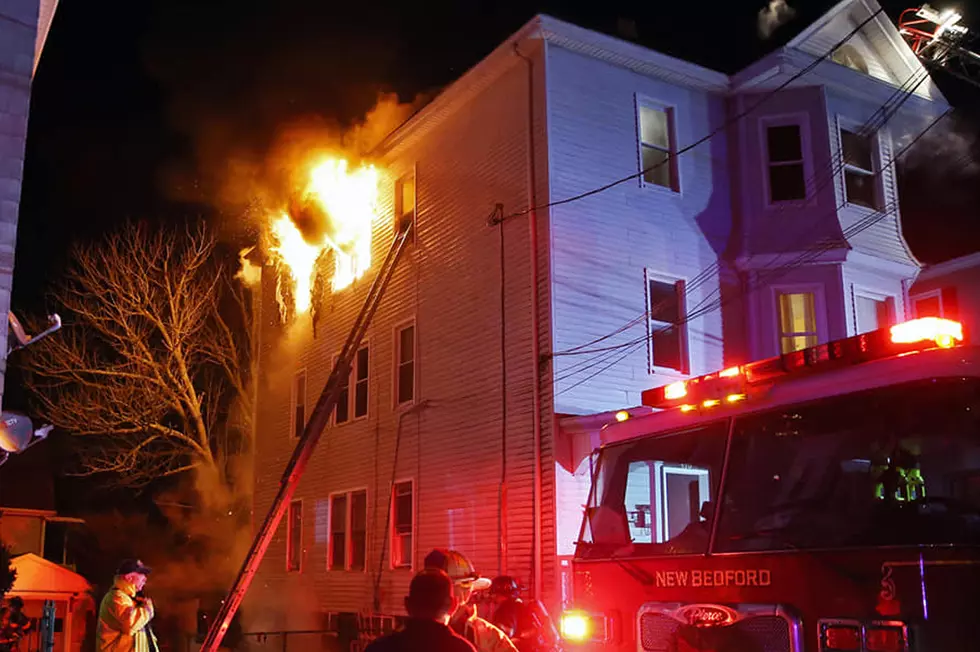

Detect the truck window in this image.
[577,421,728,559]
[714,377,980,552]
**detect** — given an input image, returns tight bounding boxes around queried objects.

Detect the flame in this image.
[263,157,381,320]
[234,247,262,287]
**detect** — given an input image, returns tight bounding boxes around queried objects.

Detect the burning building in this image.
[245,0,948,645]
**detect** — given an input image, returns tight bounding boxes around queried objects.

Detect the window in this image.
[914,294,942,318]
[396,324,416,405]
[333,345,369,424]
[391,481,414,569]
[354,346,369,418]
[766,124,806,202]
[777,291,818,354]
[913,288,958,320]
[577,422,728,558]
[647,277,687,373]
[328,490,367,571]
[637,103,678,191]
[287,500,302,572]
[292,371,307,439]
[395,173,416,234]
[715,378,980,552]
[855,294,891,334]
[841,127,878,209]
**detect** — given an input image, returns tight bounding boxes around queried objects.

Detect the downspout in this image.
[495,203,508,576]
[513,38,543,602]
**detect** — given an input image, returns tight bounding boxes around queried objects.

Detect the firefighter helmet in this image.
[489,575,521,598]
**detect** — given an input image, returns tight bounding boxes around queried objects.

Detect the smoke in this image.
[896,113,980,180]
[758,0,796,39]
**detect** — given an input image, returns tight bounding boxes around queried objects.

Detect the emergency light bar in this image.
[641,317,964,412]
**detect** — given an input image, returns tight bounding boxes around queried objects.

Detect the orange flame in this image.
[264,157,381,320]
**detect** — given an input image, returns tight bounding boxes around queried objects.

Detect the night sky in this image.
[5,0,980,506]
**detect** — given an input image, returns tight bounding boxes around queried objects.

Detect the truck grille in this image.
[639,606,795,652]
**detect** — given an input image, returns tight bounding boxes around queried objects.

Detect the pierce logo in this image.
[675,604,738,628]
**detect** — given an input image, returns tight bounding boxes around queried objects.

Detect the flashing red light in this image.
[890,317,962,348]
[640,317,967,412]
[823,624,861,650]
[865,626,906,652]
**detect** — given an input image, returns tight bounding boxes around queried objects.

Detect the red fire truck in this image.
[558,317,979,652]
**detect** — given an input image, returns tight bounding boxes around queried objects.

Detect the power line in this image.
[552,108,954,390]
[495,7,886,223]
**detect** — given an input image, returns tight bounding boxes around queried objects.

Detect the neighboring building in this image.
[910,251,977,326]
[246,0,944,641]
[0,0,58,402]
[0,507,91,652]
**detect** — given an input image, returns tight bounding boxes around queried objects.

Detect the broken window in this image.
[841,128,878,209]
[766,124,806,202]
[292,371,307,439]
[287,500,302,572]
[391,481,414,569]
[638,104,678,190]
[777,291,818,354]
[395,173,416,234]
[396,324,416,405]
[648,277,687,373]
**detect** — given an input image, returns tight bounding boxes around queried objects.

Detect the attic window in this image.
[832,45,869,74]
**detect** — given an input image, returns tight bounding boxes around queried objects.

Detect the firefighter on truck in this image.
[557,317,980,652]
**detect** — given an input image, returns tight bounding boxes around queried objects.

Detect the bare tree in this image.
[24,222,254,491]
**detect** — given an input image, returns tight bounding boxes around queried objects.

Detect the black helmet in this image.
[489,575,520,597]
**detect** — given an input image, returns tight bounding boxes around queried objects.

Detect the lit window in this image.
[637,104,678,190]
[396,324,416,405]
[855,295,891,334]
[914,294,942,318]
[778,292,818,353]
[391,481,414,569]
[766,124,806,202]
[647,277,688,373]
[287,500,302,572]
[841,128,878,209]
[329,490,367,571]
[395,173,416,234]
[292,372,307,439]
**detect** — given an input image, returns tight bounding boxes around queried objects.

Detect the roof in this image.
[915,250,980,282]
[8,553,91,597]
[378,0,946,157]
[592,344,980,448]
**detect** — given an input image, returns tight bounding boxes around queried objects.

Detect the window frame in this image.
[644,269,690,376]
[327,488,369,572]
[911,289,944,319]
[394,166,417,240]
[760,113,813,208]
[332,343,370,425]
[851,285,895,335]
[634,94,681,193]
[394,319,418,408]
[286,499,303,573]
[291,369,308,440]
[390,478,415,571]
[837,117,881,210]
[772,283,827,354]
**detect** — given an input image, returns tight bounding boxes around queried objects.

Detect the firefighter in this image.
[97,559,159,652]
[1,597,30,652]
[365,569,477,652]
[488,576,560,652]
[424,549,519,652]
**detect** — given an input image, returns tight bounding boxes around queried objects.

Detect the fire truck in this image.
[557,317,980,652]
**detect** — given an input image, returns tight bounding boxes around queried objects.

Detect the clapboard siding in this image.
[545,44,728,416]
[246,39,556,631]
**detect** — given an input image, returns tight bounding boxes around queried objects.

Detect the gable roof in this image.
[9,553,91,597]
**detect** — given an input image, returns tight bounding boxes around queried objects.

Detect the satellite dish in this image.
[0,411,35,453]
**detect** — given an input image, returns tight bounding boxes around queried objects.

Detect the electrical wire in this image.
[495,7,886,223]
[552,108,955,392]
